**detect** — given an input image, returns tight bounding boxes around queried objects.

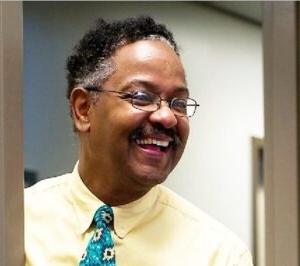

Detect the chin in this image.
[130,166,170,188]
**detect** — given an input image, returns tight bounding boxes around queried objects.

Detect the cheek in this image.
[178,118,190,144]
[108,107,148,136]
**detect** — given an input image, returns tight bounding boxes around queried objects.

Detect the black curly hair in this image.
[66,16,179,99]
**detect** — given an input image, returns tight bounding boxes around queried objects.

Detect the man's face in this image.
[85,40,189,193]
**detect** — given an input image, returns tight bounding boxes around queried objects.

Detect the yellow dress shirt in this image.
[24,164,253,266]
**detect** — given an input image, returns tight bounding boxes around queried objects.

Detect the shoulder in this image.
[156,184,225,228]
[24,173,79,264]
[25,173,71,195]
[156,185,251,258]
[24,173,72,213]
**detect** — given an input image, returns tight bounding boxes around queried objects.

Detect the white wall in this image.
[23,2,263,250]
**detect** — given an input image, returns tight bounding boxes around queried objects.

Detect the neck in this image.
[77,159,151,206]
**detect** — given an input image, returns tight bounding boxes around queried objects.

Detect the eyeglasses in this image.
[85,86,199,117]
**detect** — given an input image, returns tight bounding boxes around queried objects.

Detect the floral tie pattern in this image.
[79,205,116,266]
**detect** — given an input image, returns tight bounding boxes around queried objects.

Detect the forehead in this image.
[104,40,187,95]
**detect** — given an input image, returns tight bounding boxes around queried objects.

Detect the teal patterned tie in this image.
[79,205,116,266]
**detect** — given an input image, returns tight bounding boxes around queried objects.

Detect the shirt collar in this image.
[69,162,159,239]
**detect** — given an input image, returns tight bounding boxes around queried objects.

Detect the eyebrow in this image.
[126,79,190,97]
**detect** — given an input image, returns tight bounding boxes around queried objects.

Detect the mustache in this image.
[129,124,181,148]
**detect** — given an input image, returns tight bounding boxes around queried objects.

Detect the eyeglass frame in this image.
[84,86,199,118]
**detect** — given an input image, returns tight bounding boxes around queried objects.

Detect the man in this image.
[25,16,253,265]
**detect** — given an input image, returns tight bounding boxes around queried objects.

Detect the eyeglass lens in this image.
[131,91,197,117]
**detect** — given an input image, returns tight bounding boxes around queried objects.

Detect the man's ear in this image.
[70,87,92,132]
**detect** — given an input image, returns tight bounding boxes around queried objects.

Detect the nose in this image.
[148,102,177,129]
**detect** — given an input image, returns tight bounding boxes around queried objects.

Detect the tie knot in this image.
[94,205,114,228]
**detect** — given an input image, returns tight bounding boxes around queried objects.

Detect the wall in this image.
[23,2,263,250]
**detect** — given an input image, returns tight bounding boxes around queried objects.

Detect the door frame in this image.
[263,2,300,266]
[0,2,24,266]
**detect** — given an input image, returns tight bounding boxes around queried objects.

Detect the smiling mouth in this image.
[135,137,172,152]
[129,125,180,152]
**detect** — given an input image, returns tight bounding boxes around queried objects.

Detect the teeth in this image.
[135,138,170,147]
[159,141,168,147]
